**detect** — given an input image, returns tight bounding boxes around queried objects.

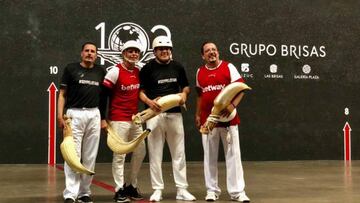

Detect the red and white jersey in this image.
[103,64,140,121]
[196,60,244,126]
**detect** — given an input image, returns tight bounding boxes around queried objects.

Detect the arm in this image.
[99,84,110,129]
[220,91,245,117]
[177,63,190,105]
[195,87,202,129]
[139,90,161,112]
[220,63,246,117]
[101,66,118,129]
[178,86,190,105]
[231,91,245,107]
[138,65,162,111]
[57,89,66,129]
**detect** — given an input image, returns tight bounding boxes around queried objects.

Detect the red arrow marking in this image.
[48,83,58,166]
[343,122,351,161]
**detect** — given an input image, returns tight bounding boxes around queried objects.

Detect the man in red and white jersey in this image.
[195,42,250,202]
[103,40,145,203]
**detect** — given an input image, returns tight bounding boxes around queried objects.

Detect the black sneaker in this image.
[64,198,75,203]
[124,184,143,200]
[78,195,93,203]
[114,188,130,202]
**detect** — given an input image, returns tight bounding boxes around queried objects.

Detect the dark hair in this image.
[200,41,216,54]
[81,41,97,51]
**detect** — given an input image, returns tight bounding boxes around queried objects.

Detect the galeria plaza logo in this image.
[294,64,320,80]
[94,22,171,68]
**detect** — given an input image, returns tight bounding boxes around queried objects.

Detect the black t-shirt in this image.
[60,62,106,110]
[139,59,189,113]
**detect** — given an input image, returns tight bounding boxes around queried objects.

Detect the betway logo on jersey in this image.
[203,84,226,93]
[158,78,177,84]
[121,84,140,91]
[79,80,99,86]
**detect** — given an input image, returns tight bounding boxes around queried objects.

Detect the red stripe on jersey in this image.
[103,79,114,89]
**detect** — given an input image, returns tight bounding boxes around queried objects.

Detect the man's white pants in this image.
[202,125,246,197]
[110,121,146,192]
[63,108,101,200]
[146,113,189,190]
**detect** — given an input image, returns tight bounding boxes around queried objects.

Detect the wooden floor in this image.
[0,161,358,203]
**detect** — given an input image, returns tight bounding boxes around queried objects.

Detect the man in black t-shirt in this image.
[58,42,106,203]
[139,36,196,202]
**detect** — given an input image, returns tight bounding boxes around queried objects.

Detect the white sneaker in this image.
[176,188,196,201]
[150,189,162,202]
[231,191,250,202]
[205,191,219,201]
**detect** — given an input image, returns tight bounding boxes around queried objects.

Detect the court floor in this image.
[0,161,358,203]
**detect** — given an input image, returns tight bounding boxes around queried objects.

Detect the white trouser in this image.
[146,113,189,190]
[110,121,146,192]
[63,108,101,200]
[202,125,246,197]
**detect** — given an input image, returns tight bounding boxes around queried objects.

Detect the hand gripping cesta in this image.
[200,82,251,134]
[60,116,95,175]
[106,122,151,154]
[132,94,184,125]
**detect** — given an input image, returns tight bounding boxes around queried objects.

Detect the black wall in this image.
[0,0,359,163]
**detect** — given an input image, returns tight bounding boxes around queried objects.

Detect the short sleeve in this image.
[177,63,189,88]
[228,63,244,83]
[60,65,71,89]
[103,66,119,88]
